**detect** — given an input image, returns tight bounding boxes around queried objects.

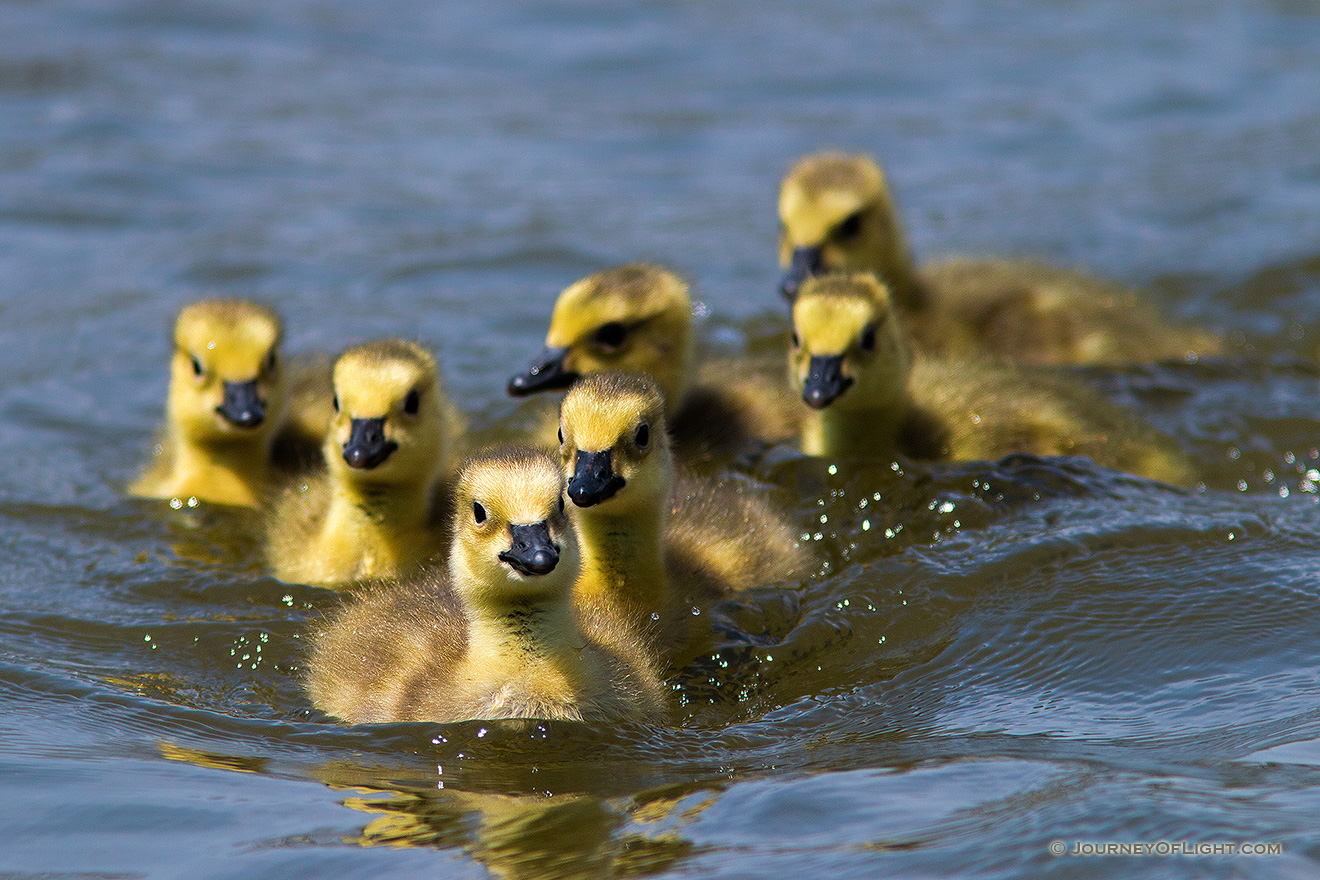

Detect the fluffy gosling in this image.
[306,447,664,725]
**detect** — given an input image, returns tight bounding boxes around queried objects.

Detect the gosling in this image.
[131,299,292,507]
[789,273,1194,485]
[507,263,799,459]
[306,446,665,725]
[778,151,1221,365]
[559,372,809,661]
[265,340,459,585]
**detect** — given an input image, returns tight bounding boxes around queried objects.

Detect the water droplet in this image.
[477,728,487,738]
[651,612,660,621]
[690,606,700,616]
[169,498,182,510]
[862,519,870,531]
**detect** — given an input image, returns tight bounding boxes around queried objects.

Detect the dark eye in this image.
[557,426,564,445]
[791,330,801,348]
[860,324,877,352]
[835,211,863,241]
[332,394,340,413]
[558,494,565,514]
[635,422,650,449]
[404,389,420,415]
[594,322,627,350]
[473,501,486,524]
[191,355,203,376]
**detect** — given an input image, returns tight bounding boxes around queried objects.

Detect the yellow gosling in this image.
[778,151,1221,365]
[789,274,1194,485]
[266,340,460,586]
[131,299,290,507]
[507,263,799,459]
[306,447,664,725]
[559,373,809,661]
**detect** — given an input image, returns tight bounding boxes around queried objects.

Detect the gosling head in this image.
[450,447,579,605]
[558,372,672,516]
[167,299,286,446]
[326,340,446,485]
[778,151,901,301]
[790,273,910,412]
[507,264,694,409]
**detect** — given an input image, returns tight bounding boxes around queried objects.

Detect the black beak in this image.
[802,355,853,409]
[342,417,398,469]
[780,245,823,302]
[498,520,560,576]
[216,379,266,428]
[566,449,626,507]
[507,347,577,397]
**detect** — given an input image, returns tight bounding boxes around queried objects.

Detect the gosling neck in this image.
[801,393,911,460]
[171,431,276,506]
[464,594,584,670]
[667,325,696,409]
[572,501,669,623]
[320,464,439,560]
[869,198,929,315]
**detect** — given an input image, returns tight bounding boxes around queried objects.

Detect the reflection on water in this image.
[343,788,700,878]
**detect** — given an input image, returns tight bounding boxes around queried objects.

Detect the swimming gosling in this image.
[131,299,291,507]
[266,340,458,585]
[559,372,809,661]
[508,263,799,459]
[789,273,1194,485]
[306,447,664,725]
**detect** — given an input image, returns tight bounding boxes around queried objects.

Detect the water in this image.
[3,0,1320,876]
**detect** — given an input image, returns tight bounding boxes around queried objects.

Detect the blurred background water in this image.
[2,0,1320,877]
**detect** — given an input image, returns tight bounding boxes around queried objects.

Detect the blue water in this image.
[3,0,1320,876]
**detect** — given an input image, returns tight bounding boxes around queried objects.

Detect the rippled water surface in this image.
[4,1,1320,877]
